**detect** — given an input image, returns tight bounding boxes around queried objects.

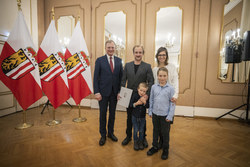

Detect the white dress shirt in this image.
[106,55,115,70]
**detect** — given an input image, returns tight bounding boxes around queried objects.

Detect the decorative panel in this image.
[143,0,196,106]
[92,0,136,63]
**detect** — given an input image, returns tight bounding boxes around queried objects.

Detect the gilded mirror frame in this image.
[154,6,183,73]
[104,11,127,64]
[57,15,76,52]
[218,0,246,83]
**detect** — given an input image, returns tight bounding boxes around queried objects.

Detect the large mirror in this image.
[57,16,76,53]
[219,0,250,83]
[155,7,182,72]
[104,11,126,63]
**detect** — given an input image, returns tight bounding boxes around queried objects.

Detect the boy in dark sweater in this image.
[129,82,149,150]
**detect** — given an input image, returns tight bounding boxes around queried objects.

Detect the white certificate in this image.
[117,87,133,108]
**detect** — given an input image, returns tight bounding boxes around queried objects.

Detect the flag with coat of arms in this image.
[0,11,43,110]
[36,20,70,109]
[64,21,93,105]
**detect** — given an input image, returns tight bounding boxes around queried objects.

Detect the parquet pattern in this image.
[0,106,250,167]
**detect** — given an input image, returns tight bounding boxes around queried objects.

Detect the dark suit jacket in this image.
[121,61,154,94]
[93,55,123,96]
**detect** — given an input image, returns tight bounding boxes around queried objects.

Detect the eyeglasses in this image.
[134,51,143,54]
[158,54,167,57]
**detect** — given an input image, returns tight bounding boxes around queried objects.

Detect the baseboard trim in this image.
[89,99,247,119]
[3,98,245,119]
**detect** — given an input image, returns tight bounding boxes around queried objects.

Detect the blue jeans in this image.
[132,115,145,141]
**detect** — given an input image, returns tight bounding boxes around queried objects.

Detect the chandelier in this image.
[224,29,243,64]
[165,33,175,48]
[108,34,125,59]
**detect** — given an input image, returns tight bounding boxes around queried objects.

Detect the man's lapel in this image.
[104,55,113,73]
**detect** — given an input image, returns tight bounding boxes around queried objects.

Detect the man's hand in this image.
[95,93,102,101]
[117,93,121,100]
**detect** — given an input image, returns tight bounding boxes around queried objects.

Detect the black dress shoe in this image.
[108,133,118,142]
[99,136,106,146]
[122,137,131,145]
[147,147,158,156]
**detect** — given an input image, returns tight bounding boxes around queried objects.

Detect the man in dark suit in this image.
[93,40,123,146]
[120,45,154,147]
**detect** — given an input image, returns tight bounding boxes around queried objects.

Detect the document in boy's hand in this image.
[117,87,133,108]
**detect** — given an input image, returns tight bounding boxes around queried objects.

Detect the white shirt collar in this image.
[106,54,114,58]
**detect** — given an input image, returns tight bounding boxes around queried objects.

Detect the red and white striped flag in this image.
[64,21,93,105]
[36,20,70,109]
[0,11,43,110]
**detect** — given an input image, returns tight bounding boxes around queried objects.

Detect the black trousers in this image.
[99,90,117,137]
[159,117,173,145]
[126,107,147,139]
[152,113,170,150]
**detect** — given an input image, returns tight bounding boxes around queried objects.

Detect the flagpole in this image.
[15,110,33,129]
[73,104,87,123]
[14,0,33,130]
[46,109,62,126]
[77,10,80,21]
[44,7,62,126]
[68,13,86,123]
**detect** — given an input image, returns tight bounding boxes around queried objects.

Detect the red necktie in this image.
[110,56,114,73]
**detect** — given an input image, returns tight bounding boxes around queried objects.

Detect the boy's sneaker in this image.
[138,141,144,150]
[134,141,139,151]
[161,149,169,160]
[147,147,158,156]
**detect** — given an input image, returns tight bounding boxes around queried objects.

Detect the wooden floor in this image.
[0,105,250,167]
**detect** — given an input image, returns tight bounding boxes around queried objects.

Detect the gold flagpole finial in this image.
[51,7,55,20]
[17,0,22,11]
[77,10,80,21]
